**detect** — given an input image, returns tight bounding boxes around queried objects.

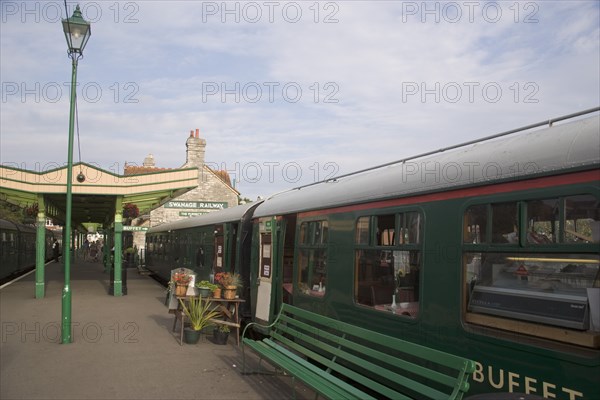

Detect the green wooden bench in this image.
[242,304,475,400]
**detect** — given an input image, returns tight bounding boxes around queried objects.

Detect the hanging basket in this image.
[223,286,236,300]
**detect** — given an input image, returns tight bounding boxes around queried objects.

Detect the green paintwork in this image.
[273,181,600,398]
[35,195,46,299]
[61,55,78,344]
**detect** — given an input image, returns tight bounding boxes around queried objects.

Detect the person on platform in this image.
[83,238,90,261]
[52,239,60,263]
[97,240,103,263]
[90,241,98,262]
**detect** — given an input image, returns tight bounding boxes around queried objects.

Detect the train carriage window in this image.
[524,195,599,245]
[492,202,518,243]
[466,252,599,328]
[464,204,486,243]
[319,221,329,244]
[355,211,422,318]
[314,221,323,244]
[298,220,328,297]
[376,214,395,246]
[464,194,600,348]
[356,217,369,245]
[299,223,308,244]
[527,198,559,244]
[565,195,599,243]
[402,212,421,244]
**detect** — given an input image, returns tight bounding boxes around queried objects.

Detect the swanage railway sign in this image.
[164,201,228,210]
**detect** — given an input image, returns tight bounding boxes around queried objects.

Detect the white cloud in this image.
[1,0,598,200]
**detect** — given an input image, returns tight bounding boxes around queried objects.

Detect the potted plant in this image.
[171,270,192,296]
[196,280,218,297]
[178,296,220,344]
[124,247,135,268]
[122,203,139,225]
[213,324,230,345]
[215,272,242,299]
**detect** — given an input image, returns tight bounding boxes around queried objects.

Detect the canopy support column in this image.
[103,226,110,272]
[35,195,46,299]
[112,197,123,296]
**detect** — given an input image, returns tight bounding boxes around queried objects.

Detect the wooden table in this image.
[374,302,419,318]
[172,296,246,346]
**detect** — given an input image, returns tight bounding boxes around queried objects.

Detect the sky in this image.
[1,1,599,202]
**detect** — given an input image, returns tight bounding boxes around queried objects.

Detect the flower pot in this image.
[183,327,202,344]
[213,287,222,298]
[223,286,236,300]
[198,287,212,297]
[175,284,187,296]
[213,328,229,345]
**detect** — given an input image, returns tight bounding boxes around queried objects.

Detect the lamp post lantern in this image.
[61,4,91,344]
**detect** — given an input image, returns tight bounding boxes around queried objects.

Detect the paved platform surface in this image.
[0,260,313,400]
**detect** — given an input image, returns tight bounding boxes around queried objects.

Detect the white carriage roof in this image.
[254,114,600,218]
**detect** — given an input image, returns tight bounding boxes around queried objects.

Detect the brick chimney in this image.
[143,153,155,167]
[185,128,206,167]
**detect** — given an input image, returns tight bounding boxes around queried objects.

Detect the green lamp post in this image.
[61,4,91,344]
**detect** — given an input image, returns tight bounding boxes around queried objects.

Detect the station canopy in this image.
[0,162,199,229]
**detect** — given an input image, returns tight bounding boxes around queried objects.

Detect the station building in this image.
[124,129,239,250]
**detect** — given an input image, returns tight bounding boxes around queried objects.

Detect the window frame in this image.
[296,218,329,298]
[353,208,424,318]
[462,189,600,348]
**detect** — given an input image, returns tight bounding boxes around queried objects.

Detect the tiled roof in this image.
[212,169,232,186]
[124,166,171,175]
[124,164,233,189]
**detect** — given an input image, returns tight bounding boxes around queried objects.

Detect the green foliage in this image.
[122,203,139,219]
[178,297,220,331]
[238,196,252,205]
[0,201,27,223]
[196,280,218,291]
[215,272,242,288]
[217,324,230,333]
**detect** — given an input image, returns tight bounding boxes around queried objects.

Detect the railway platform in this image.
[0,260,312,400]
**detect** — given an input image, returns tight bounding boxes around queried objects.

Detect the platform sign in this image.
[165,201,227,210]
[179,211,208,217]
[123,226,148,231]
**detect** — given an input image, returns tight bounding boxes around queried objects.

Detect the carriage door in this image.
[281,215,296,305]
[255,218,275,323]
[214,225,224,273]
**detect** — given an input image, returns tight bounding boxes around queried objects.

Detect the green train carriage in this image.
[247,111,599,399]
[0,219,59,283]
[146,202,260,317]
[146,109,599,398]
